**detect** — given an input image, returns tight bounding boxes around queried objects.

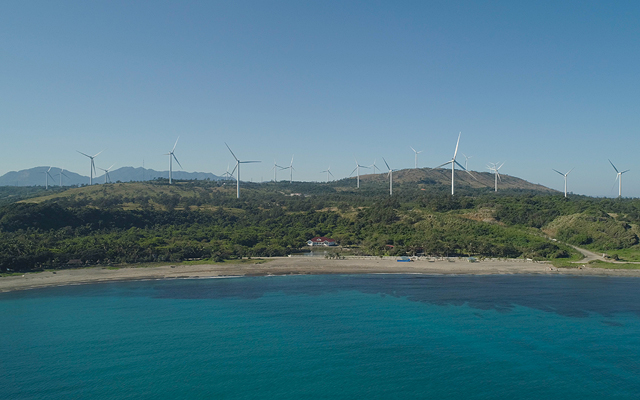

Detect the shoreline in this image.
[2,257,640,293]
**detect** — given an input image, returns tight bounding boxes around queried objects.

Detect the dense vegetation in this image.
[2,178,640,272]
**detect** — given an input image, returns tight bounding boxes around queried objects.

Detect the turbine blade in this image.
[611,176,619,193]
[329,170,334,177]
[453,132,461,159]
[172,136,180,152]
[241,160,261,164]
[609,159,619,173]
[77,150,91,158]
[434,160,453,169]
[465,169,479,181]
[230,164,238,176]
[566,167,575,176]
[173,154,183,169]
[349,167,357,176]
[621,169,631,174]
[225,142,239,162]
[462,168,478,181]
[552,169,564,176]
[454,160,466,170]
[382,157,391,171]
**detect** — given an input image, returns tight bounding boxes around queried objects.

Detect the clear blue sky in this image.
[1,1,639,197]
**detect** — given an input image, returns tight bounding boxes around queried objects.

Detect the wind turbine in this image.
[320,167,334,183]
[271,160,286,182]
[462,154,473,170]
[350,157,369,188]
[552,167,574,198]
[164,137,182,184]
[411,147,423,169]
[370,159,380,174]
[59,168,69,186]
[44,166,54,189]
[435,132,474,195]
[225,143,261,198]
[487,162,505,192]
[280,155,295,183]
[609,159,630,198]
[98,164,115,184]
[383,157,397,196]
[222,164,234,180]
[77,150,102,185]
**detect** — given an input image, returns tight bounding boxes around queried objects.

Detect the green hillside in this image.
[2,175,640,272]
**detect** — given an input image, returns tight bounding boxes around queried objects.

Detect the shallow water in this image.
[1,274,639,399]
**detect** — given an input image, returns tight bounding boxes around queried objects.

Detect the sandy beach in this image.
[2,257,640,293]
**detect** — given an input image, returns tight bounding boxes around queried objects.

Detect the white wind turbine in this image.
[59,168,69,186]
[98,164,115,184]
[487,162,505,192]
[44,166,54,189]
[370,159,380,174]
[411,147,423,169]
[222,164,234,180]
[280,155,295,183]
[435,132,474,195]
[383,157,397,196]
[552,167,574,198]
[77,150,102,185]
[350,157,370,188]
[164,137,182,184]
[225,143,261,199]
[463,154,473,170]
[320,167,334,183]
[271,160,286,182]
[609,159,630,198]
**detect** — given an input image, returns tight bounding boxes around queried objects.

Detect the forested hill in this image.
[1,178,640,273]
[352,168,556,193]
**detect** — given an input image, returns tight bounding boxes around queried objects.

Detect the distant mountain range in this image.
[0,167,223,186]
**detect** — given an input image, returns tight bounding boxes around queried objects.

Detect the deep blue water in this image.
[1,274,640,399]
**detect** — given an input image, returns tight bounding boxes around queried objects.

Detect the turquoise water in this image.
[1,274,639,399]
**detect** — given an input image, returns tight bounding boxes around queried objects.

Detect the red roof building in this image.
[307,237,337,246]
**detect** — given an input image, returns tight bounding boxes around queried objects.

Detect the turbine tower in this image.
[281,155,295,183]
[487,162,505,192]
[552,167,574,198]
[44,166,54,189]
[370,159,379,174]
[383,157,396,196]
[350,157,369,188]
[435,132,474,195]
[164,137,182,184]
[59,168,69,186]
[98,164,115,184]
[462,154,473,170]
[609,159,630,198]
[77,150,102,185]
[222,164,234,180]
[411,147,423,169]
[271,160,285,182]
[225,143,260,199]
[320,167,334,183]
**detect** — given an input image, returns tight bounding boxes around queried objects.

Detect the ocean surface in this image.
[1,274,639,399]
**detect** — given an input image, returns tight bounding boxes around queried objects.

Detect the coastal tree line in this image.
[1,180,640,272]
